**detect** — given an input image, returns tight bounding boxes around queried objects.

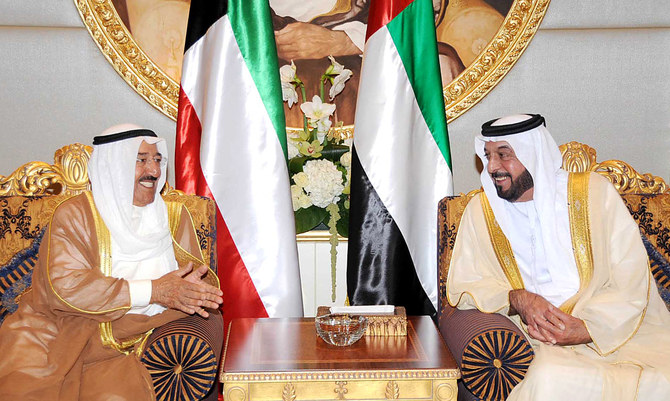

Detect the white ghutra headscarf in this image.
[88,124,177,315]
[474,114,579,306]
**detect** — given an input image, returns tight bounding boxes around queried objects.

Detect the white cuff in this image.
[128,279,152,307]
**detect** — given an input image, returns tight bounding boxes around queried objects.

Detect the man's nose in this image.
[487,156,501,173]
[145,160,160,175]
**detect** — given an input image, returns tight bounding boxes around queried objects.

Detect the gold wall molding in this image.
[74,0,550,124]
[74,0,180,120]
[444,0,551,121]
[296,230,347,243]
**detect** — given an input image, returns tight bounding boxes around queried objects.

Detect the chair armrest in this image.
[438,305,533,401]
[140,311,224,401]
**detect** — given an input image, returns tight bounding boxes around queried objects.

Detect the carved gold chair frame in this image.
[73,0,551,125]
[1,142,666,198]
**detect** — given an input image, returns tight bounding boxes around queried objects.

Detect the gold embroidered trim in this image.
[166,201,219,289]
[561,172,595,314]
[480,193,524,290]
[85,192,152,355]
[46,194,130,314]
[84,192,112,276]
[446,290,509,315]
[313,0,352,20]
[166,200,181,240]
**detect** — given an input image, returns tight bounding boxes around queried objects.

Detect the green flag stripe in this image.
[228,0,288,158]
[386,0,451,167]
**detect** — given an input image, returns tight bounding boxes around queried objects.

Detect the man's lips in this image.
[138,176,158,188]
[491,173,511,183]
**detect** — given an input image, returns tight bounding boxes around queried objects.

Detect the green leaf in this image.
[336,201,349,237]
[294,206,328,234]
[321,144,349,162]
[288,156,309,174]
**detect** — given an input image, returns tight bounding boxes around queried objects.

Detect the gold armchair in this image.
[0,144,222,401]
[437,142,670,401]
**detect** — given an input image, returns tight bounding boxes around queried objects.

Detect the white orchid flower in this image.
[315,119,333,144]
[281,81,299,108]
[329,68,352,100]
[327,55,345,75]
[279,61,297,83]
[300,95,336,124]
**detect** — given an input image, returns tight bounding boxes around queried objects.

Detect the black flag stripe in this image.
[347,147,436,318]
[184,0,228,52]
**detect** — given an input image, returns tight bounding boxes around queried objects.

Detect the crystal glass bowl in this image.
[315,315,368,346]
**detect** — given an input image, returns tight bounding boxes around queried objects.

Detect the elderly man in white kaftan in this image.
[447,114,670,400]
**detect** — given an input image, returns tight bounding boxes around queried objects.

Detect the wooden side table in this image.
[220,316,460,401]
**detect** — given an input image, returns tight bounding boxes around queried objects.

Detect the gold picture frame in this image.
[74,0,550,124]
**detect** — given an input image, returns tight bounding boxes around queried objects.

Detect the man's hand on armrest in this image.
[542,308,592,346]
[509,289,591,346]
[509,289,565,344]
[151,262,223,318]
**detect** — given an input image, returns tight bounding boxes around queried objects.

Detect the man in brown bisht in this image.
[447,114,670,400]
[0,125,223,400]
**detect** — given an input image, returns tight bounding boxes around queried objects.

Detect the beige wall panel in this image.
[0,26,177,182]
[542,1,670,30]
[447,28,670,194]
[0,0,82,27]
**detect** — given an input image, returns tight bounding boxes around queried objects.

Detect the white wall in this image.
[0,0,176,180]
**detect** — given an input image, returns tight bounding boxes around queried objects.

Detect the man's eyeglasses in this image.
[136,156,166,167]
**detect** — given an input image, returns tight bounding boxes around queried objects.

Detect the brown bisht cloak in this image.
[0,193,217,400]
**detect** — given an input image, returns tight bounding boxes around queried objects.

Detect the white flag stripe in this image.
[181,15,303,317]
[353,26,453,309]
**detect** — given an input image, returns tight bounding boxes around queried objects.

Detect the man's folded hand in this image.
[150,262,223,318]
[509,289,591,346]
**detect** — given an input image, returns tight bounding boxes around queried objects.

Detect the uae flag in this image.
[176,0,303,321]
[347,0,453,318]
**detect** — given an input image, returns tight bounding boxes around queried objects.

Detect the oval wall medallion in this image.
[74,0,550,124]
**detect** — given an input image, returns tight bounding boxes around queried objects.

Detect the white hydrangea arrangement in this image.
[280,57,353,301]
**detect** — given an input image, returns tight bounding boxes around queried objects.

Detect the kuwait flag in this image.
[176,0,303,321]
[347,0,453,317]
